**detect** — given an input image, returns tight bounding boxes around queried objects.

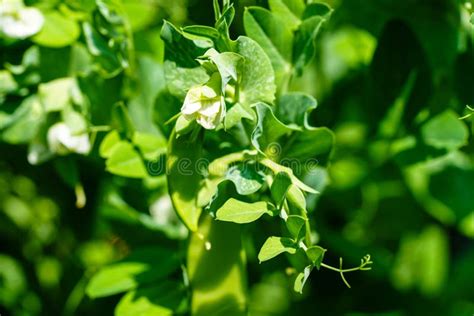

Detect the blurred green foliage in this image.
[1,0,473,315]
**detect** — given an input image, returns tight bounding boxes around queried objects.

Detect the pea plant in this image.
[162,0,373,294]
[0,0,373,314]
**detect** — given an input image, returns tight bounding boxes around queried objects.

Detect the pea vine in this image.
[164,0,372,295]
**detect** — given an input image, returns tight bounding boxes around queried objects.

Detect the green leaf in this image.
[224,103,255,130]
[105,141,148,178]
[243,7,293,88]
[164,61,209,99]
[32,11,80,48]
[275,93,317,128]
[187,216,247,316]
[271,171,292,206]
[286,215,306,239]
[86,247,180,298]
[286,185,306,212]
[225,164,264,195]
[293,265,312,294]
[167,129,203,231]
[161,21,211,68]
[1,96,44,144]
[305,246,326,268]
[216,198,272,223]
[260,158,318,194]
[258,236,297,263]
[284,128,334,165]
[268,0,304,30]
[115,282,185,316]
[234,36,276,106]
[251,103,293,155]
[421,110,469,150]
[293,15,325,75]
[204,180,239,215]
[132,132,167,161]
[183,25,220,40]
[204,49,244,89]
[99,130,121,158]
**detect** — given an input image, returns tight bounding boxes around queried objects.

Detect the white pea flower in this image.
[181,75,225,130]
[0,0,44,39]
[47,123,91,155]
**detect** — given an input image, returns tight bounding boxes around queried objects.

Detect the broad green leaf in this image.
[100,130,121,158]
[286,215,306,239]
[32,11,80,48]
[225,164,264,195]
[268,0,304,30]
[115,282,185,316]
[1,96,44,144]
[164,61,209,99]
[275,93,317,128]
[161,21,211,68]
[294,265,312,294]
[271,171,292,206]
[188,216,247,316]
[234,36,276,106]
[167,129,203,231]
[258,236,297,262]
[293,15,325,75]
[216,198,272,223]
[105,141,147,178]
[243,7,292,87]
[421,110,469,150]
[305,246,326,268]
[284,128,334,165]
[86,247,180,298]
[204,180,239,215]
[251,103,293,155]
[132,132,167,161]
[224,103,255,130]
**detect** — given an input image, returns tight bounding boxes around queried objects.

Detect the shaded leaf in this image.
[86,247,180,298]
[167,129,203,231]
